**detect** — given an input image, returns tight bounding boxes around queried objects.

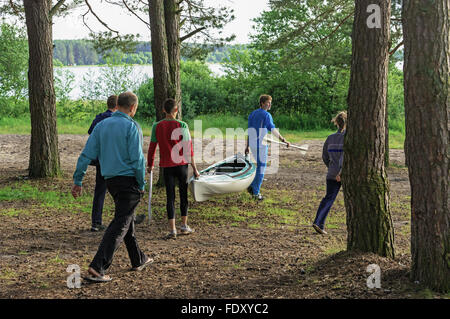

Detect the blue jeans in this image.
[249,145,268,195]
[92,165,107,226]
[313,179,341,229]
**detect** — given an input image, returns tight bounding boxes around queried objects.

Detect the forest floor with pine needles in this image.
[0,134,447,299]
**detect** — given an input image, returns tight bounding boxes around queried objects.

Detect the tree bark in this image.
[385,83,390,167]
[164,0,181,118]
[342,0,395,258]
[149,0,170,121]
[24,0,61,178]
[149,0,182,185]
[402,0,450,292]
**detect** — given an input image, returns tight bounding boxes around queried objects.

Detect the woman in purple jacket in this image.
[312,111,347,235]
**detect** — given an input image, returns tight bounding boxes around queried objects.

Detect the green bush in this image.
[56,100,105,122]
[79,50,148,101]
[136,77,156,120]
[0,97,28,118]
[54,68,75,103]
[180,60,225,118]
[135,52,406,133]
[137,60,228,121]
[0,23,29,119]
[388,64,405,132]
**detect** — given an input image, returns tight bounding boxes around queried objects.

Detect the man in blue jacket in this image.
[72,91,152,282]
[245,95,290,200]
[88,95,118,232]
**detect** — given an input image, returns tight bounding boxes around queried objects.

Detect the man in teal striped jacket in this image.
[72,91,152,282]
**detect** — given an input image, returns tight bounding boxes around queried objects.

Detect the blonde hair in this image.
[332,111,347,130]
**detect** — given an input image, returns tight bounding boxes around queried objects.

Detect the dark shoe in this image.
[131,257,154,271]
[135,214,146,225]
[247,186,254,195]
[312,224,328,235]
[163,231,177,240]
[90,224,106,232]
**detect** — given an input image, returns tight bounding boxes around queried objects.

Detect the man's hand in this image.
[336,175,341,182]
[71,184,82,199]
[147,166,153,174]
[280,136,290,148]
[245,146,249,156]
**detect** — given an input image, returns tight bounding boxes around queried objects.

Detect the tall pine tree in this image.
[342,0,395,257]
[402,0,450,292]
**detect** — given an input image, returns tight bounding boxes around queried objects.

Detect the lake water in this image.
[56,63,226,100]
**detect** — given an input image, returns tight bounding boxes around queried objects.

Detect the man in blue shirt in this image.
[245,95,290,200]
[88,95,118,232]
[72,91,152,282]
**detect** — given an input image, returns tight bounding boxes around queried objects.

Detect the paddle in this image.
[264,137,309,154]
[148,170,153,224]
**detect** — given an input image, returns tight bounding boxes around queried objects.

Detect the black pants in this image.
[89,176,147,275]
[163,165,189,220]
[91,165,107,226]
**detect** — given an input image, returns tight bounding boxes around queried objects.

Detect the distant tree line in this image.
[53,40,244,66]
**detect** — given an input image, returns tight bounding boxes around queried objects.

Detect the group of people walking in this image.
[71,91,346,282]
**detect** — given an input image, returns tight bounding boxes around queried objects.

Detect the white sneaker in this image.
[179,225,195,235]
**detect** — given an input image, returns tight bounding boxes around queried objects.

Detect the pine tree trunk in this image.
[149,0,182,186]
[342,0,395,258]
[24,0,60,178]
[402,0,450,292]
[385,84,390,167]
[164,0,181,118]
[149,0,170,121]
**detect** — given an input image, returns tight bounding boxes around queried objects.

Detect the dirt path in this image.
[0,134,426,299]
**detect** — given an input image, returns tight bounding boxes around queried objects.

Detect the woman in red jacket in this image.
[147,98,200,239]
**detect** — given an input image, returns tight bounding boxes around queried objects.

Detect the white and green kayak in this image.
[189,153,256,202]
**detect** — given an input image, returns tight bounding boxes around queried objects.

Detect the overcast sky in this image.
[52,0,270,44]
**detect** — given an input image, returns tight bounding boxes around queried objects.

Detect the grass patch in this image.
[0,117,31,135]
[0,208,29,217]
[415,288,435,299]
[324,245,345,255]
[389,130,405,149]
[0,116,154,136]
[0,115,406,149]
[0,268,18,280]
[0,181,96,215]
[390,162,407,169]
